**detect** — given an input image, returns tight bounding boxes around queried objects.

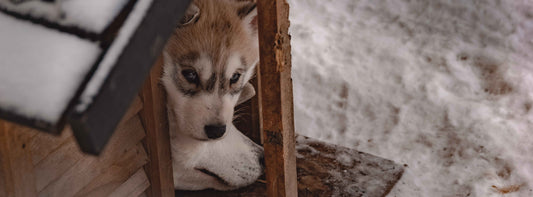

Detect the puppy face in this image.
[161,0,263,190]
[163,0,258,141]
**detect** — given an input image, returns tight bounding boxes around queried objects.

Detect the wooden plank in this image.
[139,56,174,197]
[109,168,150,197]
[295,136,404,196]
[38,115,145,197]
[31,96,142,192]
[74,143,148,197]
[256,0,297,196]
[0,121,11,197]
[34,138,84,192]
[30,128,73,166]
[0,121,38,197]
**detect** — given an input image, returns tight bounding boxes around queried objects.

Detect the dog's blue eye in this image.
[230,73,241,84]
[182,70,199,84]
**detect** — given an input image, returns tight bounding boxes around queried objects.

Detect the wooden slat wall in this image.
[0,96,151,197]
[256,0,298,196]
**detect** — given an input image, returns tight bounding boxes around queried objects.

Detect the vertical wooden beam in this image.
[139,57,174,197]
[0,121,38,197]
[256,0,297,197]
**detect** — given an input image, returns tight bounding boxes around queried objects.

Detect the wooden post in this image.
[0,121,38,197]
[256,0,297,196]
[140,57,175,197]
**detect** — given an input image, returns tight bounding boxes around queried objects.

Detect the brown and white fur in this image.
[161,0,263,191]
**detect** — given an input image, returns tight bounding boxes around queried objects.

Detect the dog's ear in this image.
[177,3,200,28]
[236,1,257,33]
[237,82,256,105]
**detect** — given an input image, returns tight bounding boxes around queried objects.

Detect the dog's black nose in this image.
[204,124,226,139]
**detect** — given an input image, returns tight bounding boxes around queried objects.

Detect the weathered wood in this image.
[30,96,143,192]
[29,128,73,166]
[0,123,6,197]
[295,136,404,197]
[256,0,297,196]
[109,168,150,197]
[74,143,148,197]
[0,121,38,197]
[0,121,11,197]
[139,56,174,197]
[34,138,83,192]
[179,136,404,197]
[38,115,146,197]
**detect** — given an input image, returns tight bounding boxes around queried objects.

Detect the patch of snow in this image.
[75,0,152,112]
[0,0,130,33]
[0,12,100,122]
[289,0,533,196]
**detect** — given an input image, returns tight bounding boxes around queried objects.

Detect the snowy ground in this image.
[288,0,533,196]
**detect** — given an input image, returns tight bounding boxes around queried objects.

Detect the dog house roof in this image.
[0,0,192,154]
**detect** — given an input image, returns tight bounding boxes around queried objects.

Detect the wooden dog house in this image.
[0,0,404,196]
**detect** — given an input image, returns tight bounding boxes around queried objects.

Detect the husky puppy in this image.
[161,0,263,191]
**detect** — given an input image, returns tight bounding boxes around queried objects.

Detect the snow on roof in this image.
[75,0,153,112]
[0,11,100,123]
[0,0,130,33]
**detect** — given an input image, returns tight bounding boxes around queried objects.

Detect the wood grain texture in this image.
[74,143,148,197]
[29,128,73,166]
[34,138,84,192]
[0,122,6,197]
[38,115,146,197]
[0,95,147,197]
[139,56,174,197]
[256,0,297,196]
[109,168,150,197]
[0,121,38,197]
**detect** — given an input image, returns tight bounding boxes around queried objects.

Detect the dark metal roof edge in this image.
[68,0,192,155]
